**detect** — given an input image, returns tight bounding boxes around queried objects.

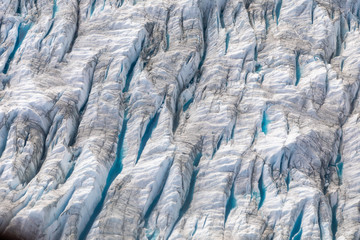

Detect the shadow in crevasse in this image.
[0,232,24,240]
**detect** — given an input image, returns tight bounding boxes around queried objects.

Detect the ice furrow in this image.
[79,110,128,240]
[136,103,161,164]
[2,22,31,74]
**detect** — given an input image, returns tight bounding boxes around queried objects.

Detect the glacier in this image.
[0,0,360,239]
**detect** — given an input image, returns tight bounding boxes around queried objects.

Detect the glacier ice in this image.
[0,0,360,239]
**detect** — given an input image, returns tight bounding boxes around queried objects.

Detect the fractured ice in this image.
[0,0,360,239]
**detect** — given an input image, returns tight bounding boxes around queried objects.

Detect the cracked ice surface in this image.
[0,0,360,239]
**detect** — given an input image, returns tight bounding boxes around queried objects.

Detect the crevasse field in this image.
[0,0,360,239]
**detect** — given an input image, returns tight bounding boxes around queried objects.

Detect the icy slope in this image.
[0,0,360,239]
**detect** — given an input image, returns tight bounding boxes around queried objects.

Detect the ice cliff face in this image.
[0,0,360,239]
